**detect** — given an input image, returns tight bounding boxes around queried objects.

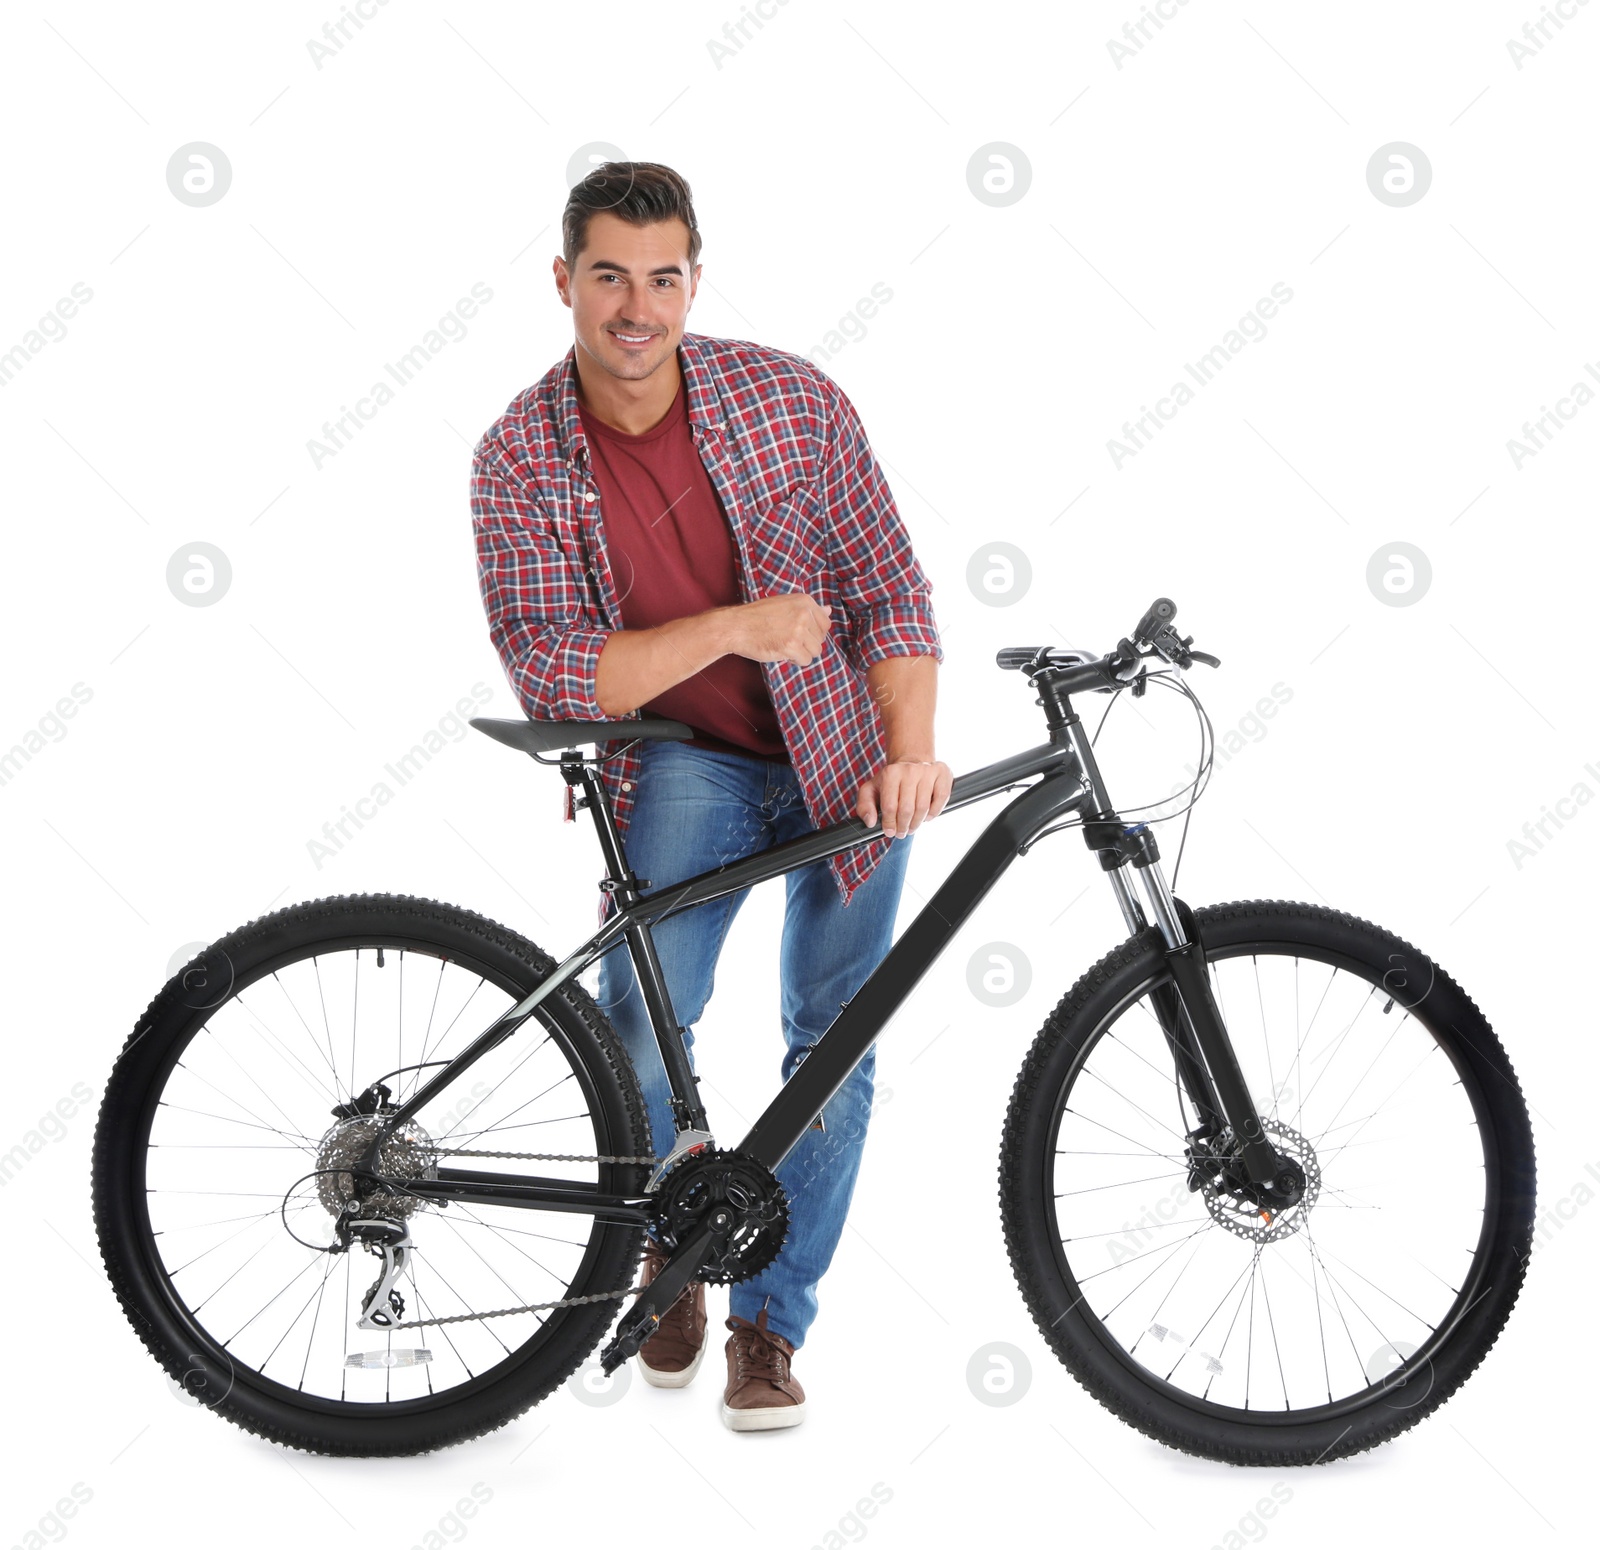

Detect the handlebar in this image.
[995,597,1221,696]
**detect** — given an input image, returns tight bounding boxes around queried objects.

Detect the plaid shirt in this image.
[471,330,944,925]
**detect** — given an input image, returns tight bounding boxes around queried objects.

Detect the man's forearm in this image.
[594,609,738,718]
[865,654,938,761]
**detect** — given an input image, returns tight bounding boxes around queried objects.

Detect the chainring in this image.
[648,1146,789,1285]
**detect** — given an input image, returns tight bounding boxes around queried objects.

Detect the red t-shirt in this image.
[577,377,790,764]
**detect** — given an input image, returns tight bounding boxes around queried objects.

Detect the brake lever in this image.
[1152,628,1222,672]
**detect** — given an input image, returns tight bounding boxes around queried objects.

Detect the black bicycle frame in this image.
[354,674,1281,1255]
[358,731,1086,1214]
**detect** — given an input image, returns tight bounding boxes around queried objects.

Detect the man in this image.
[471,161,950,1431]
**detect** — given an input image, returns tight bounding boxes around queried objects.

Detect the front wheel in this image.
[999,899,1535,1465]
[92,893,654,1457]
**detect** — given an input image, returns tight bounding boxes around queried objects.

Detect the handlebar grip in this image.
[1133,597,1176,642]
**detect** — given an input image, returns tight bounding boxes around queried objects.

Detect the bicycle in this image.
[91,597,1535,1464]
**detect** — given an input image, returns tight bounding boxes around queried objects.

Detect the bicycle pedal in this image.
[601,1305,659,1373]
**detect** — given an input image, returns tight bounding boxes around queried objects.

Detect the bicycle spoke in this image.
[438,1061,567,1142]
[1059,1106,1185,1161]
[1073,1064,1188,1145]
[1254,955,1276,1128]
[1077,1223,1212,1290]
[263,973,348,1107]
[261,1255,342,1377]
[1063,1217,1209,1243]
[1316,1014,1407,1138]
[409,1247,516,1358]
[1259,1258,1289,1410]
[1056,1172,1182,1199]
[167,1208,280,1277]
[1131,1234,1209,1354]
[401,956,449,1105]
[156,1101,320,1150]
[411,977,494,1096]
[446,1206,566,1285]
[298,1253,336,1392]
[178,1048,319,1157]
[310,955,343,1105]
[1290,964,1338,1132]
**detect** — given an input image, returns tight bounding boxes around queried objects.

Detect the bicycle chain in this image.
[436,1147,664,1165]
[378,1145,665,1331]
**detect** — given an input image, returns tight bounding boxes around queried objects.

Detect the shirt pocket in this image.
[745,483,828,596]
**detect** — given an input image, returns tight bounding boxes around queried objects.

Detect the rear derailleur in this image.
[331,1210,414,1331]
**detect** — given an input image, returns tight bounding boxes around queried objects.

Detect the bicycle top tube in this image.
[596,732,1083,938]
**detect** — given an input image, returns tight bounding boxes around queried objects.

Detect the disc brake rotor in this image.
[1201,1120,1321,1244]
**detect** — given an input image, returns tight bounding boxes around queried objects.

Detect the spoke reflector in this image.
[345,1349,433,1369]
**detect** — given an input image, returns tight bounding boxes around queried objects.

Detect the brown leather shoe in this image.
[721,1307,806,1431]
[636,1235,708,1388]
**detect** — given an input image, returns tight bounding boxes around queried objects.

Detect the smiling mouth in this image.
[609,329,657,345]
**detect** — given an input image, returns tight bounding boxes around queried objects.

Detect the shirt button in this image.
[621,781,632,791]
[584,490,597,503]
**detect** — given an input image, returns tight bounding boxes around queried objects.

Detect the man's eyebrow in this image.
[587,258,685,277]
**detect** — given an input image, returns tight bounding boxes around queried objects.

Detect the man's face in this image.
[556,211,699,384]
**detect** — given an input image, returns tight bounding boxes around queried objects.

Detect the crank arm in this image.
[599,1216,718,1374]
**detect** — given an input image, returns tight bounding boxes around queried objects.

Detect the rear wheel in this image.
[999,899,1535,1464]
[92,893,654,1456]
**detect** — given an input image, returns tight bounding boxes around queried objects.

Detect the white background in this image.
[2,2,1593,1546]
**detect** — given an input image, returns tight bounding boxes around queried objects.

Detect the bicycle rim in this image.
[1041,935,1502,1425]
[122,927,638,1412]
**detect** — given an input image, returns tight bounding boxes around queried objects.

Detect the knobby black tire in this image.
[91,893,652,1458]
[998,899,1536,1465]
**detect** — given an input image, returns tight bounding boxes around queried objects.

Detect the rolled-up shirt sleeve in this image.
[816,374,944,674]
[471,436,615,723]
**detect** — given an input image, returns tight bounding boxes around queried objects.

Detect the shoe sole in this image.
[720,1399,806,1431]
[638,1342,706,1389]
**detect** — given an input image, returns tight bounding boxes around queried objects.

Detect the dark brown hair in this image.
[562,160,702,274]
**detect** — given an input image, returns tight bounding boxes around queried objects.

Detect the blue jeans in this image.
[594,738,913,1350]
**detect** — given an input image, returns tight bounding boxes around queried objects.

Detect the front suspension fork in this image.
[1099,833,1284,1191]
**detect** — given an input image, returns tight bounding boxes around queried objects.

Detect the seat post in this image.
[563,750,710,1134]
[562,751,640,900]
